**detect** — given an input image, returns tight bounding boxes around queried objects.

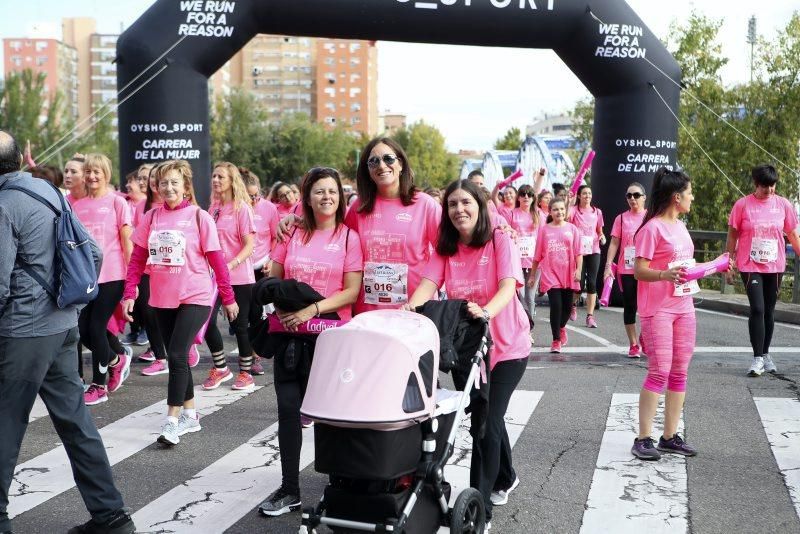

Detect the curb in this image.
[694,297,800,326]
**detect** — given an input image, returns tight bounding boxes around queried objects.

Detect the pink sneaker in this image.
[232,371,255,391]
[142,359,169,376]
[569,306,577,322]
[188,345,200,368]
[628,344,641,358]
[550,340,562,353]
[203,367,233,390]
[138,349,156,362]
[586,315,598,328]
[107,352,131,393]
[84,384,108,405]
[560,327,568,347]
[250,355,265,376]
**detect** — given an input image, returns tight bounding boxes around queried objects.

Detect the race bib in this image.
[363,262,409,305]
[518,235,536,259]
[580,235,594,255]
[749,238,778,264]
[148,230,187,266]
[623,246,636,270]
[669,259,699,297]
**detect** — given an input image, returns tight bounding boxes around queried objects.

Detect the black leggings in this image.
[205,284,253,357]
[741,272,781,357]
[274,365,311,496]
[156,305,210,407]
[78,280,124,385]
[548,288,573,341]
[579,253,601,294]
[620,274,638,325]
[139,275,167,361]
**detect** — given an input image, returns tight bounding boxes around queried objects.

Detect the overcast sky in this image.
[2,1,797,151]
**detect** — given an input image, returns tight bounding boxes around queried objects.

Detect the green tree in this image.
[569,96,594,150]
[392,120,458,188]
[210,88,269,172]
[494,127,523,150]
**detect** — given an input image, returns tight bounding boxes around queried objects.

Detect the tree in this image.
[392,120,459,188]
[210,88,269,172]
[569,96,594,150]
[494,127,523,150]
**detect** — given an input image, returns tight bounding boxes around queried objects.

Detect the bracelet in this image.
[313,302,320,317]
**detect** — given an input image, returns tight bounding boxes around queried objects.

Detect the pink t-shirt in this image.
[271,226,363,321]
[252,198,280,265]
[728,194,798,273]
[423,230,530,369]
[534,222,581,292]
[569,206,604,255]
[132,205,221,308]
[634,218,695,317]
[344,194,442,314]
[611,209,647,275]
[208,200,256,286]
[133,199,164,228]
[73,191,131,283]
[504,207,540,268]
[277,202,299,219]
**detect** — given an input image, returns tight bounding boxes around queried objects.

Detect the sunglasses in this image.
[518,192,534,198]
[367,154,399,169]
[626,192,644,199]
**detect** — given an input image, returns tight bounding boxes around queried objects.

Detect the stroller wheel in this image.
[450,488,486,533]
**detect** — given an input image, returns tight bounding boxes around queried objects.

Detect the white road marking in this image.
[694,307,800,331]
[580,394,688,533]
[754,397,800,519]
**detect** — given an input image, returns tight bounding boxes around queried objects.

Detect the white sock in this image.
[166,416,179,425]
[183,408,197,419]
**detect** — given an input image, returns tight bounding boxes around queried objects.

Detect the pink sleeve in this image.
[239,204,256,237]
[424,196,442,247]
[344,200,360,231]
[597,209,605,232]
[783,198,799,234]
[122,245,149,300]
[206,250,235,305]
[494,231,524,288]
[611,215,622,239]
[344,230,363,273]
[268,204,280,240]
[116,196,133,228]
[534,227,546,263]
[197,210,222,253]
[421,251,446,287]
[131,210,153,249]
[271,240,288,265]
[728,199,743,229]
[634,222,658,260]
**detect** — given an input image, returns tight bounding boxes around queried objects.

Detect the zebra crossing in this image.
[10,383,800,533]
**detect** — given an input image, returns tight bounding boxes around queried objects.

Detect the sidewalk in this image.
[694,290,800,326]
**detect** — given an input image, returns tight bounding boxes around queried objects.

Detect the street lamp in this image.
[746,16,757,83]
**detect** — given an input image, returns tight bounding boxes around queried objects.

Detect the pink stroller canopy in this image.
[301,310,440,430]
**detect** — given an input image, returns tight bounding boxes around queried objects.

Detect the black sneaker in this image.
[67,509,135,534]
[258,487,301,517]
[631,437,661,461]
[657,433,697,456]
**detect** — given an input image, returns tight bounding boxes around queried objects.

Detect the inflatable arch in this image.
[117,0,681,226]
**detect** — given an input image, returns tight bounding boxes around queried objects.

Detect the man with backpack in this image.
[0,131,135,534]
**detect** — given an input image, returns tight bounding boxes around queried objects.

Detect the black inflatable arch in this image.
[117,0,681,226]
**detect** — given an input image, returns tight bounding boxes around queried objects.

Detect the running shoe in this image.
[586,315,598,328]
[569,305,577,322]
[300,415,314,428]
[631,437,661,461]
[67,508,135,534]
[84,384,108,406]
[748,356,765,377]
[232,371,255,391]
[141,359,168,376]
[188,345,200,368]
[202,367,233,390]
[250,355,265,375]
[550,340,562,353]
[657,433,697,456]
[138,349,156,362]
[158,419,180,446]
[121,332,138,346]
[559,327,568,347]
[135,330,149,346]
[490,477,520,506]
[107,351,132,393]
[176,413,202,436]
[763,354,777,374]
[485,522,491,532]
[258,487,301,516]
[628,344,641,358]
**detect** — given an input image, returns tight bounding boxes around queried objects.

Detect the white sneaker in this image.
[157,418,180,446]
[485,521,491,532]
[176,413,202,436]
[748,356,765,377]
[763,354,777,374]
[490,477,520,506]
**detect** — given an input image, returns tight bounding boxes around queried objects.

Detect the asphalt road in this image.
[8,303,800,534]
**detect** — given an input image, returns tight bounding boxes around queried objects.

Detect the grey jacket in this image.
[0,171,94,337]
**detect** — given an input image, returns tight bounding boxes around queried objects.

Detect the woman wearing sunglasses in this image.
[568,185,606,328]
[605,183,647,357]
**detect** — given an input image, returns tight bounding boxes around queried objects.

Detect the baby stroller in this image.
[299,307,491,534]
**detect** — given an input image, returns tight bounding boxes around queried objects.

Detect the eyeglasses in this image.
[249,194,260,201]
[367,154,399,169]
[626,192,644,199]
[518,192,534,198]
[278,192,293,201]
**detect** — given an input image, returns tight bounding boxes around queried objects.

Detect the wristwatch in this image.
[482,308,491,322]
